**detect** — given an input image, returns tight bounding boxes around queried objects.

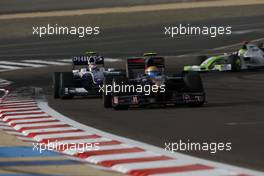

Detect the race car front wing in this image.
[112,92,205,107]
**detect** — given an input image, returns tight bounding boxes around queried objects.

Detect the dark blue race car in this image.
[103,53,206,110]
[53,52,124,99]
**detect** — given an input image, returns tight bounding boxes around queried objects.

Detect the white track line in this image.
[8,117,56,125]
[0,106,39,113]
[151,169,238,176]
[1,101,36,106]
[2,114,50,122]
[64,144,133,155]
[22,127,79,135]
[14,121,67,131]
[47,137,110,147]
[0,65,21,70]
[0,61,46,68]
[34,131,90,142]
[1,103,36,107]
[0,59,72,73]
[57,59,72,63]
[112,159,192,173]
[22,60,69,66]
[2,100,34,104]
[87,151,160,164]
[0,107,40,113]
[0,104,37,108]
[0,105,39,110]
[1,110,42,116]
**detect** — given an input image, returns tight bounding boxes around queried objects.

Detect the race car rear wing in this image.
[72,56,104,66]
[126,56,165,78]
[126,57,145,69]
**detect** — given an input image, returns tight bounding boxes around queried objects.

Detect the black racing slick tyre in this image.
[59,72,74,99]
[184,72,205,107]
[189,100,205,107]
[183,72,204,92]
[228,54,241,72]
[112,76,129,95]
[111,76,129,110]
[197,55,207,64]
[103,76,113,108]
[258,42,264,51]
[53,72,60,99]
[82,73,94,90]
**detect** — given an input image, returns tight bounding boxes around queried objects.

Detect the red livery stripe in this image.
[76,147,145,159]
[28,129,84,137]
[100,156,173,167]
[5,116,51,122]
[41,134,101,143]
[18,124,71,132]
[57,140,122,151]
[1,111,45,117]
[11,119,60,126]
[128,164,213,176]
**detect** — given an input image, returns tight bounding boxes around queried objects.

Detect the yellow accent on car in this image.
[143,52,157,57]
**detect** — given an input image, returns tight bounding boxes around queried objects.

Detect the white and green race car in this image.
[184,42,264,72]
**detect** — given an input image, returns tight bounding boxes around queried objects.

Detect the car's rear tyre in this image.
[111,76,129,109]
[189,101,205,107]
[228,54,241,72]
[53,72,60,99]
[184,72,205,107]
[197,55,207,64]
[103,76,113,108]
[82,73,94,90]
[183,72,204,92]
[258,42,264,51]
[112,76,129,95]
[59,72,74,99]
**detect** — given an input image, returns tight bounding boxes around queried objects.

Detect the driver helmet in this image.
[145,66,159,77]
[88,57,97,71]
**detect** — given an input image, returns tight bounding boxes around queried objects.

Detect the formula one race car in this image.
[103,53,206,110]
[53,52,124,99]
[184,42,264,72]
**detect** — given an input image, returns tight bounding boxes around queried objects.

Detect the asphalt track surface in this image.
[0,14,264,59]
[1,13,264,172]
[0,0,197,14]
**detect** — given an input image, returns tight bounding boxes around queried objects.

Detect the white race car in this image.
[53,52,124,99]
[184,42,264,72]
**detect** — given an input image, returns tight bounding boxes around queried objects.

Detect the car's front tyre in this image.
[103,76,113,108]
[53,72,60,99]
[228,54,241,72]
